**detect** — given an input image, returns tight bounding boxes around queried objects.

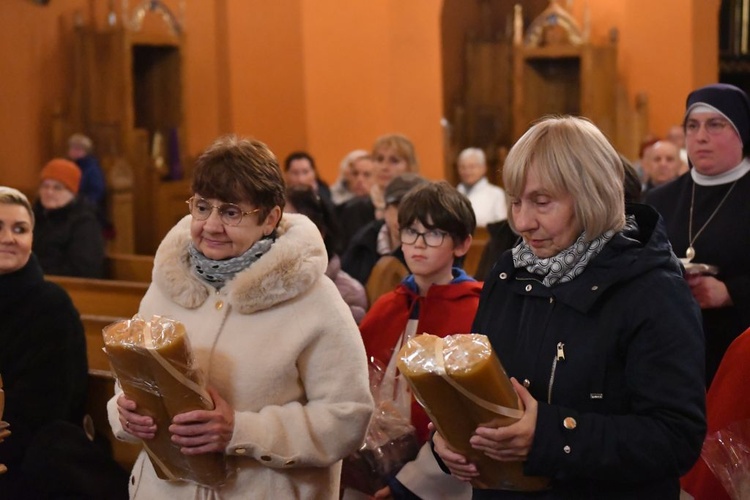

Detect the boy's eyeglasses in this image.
[186,196,260,226]
[685,118,731,136]
[400,227,448,247]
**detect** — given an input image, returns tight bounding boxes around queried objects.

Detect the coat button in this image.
[591,285,599,291]
[525,284,533,292]
[499,272,508,279]
[260,455,272,461]
[131,476,135,485]
[563,445,571,454]
[235,447,246,455]
[522,379,531,388]
[215,300,224,310]
[549,297,554,304]
[563,417,577,430]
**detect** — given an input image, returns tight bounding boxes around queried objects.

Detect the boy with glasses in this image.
[356,181,482,500]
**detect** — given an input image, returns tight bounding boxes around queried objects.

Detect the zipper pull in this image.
[556,342,565,361]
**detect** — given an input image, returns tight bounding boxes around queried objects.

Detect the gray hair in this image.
[457,147,486,166]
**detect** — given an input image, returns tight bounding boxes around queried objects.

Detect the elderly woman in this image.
[0,187,90,497]
[433,116,706,499]
[33,158,105,278]
[107,136,373,499]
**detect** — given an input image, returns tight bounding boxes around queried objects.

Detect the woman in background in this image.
[32,158,105,278]
[286,184,368,323]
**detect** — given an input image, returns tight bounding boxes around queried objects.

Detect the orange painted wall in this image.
[569,0,720,138]
[0,0,724,195]
[299,0,445,181]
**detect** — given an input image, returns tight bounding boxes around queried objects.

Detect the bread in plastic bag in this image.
[397,333,549,491]
[341,358,420,495]
[102,315,229,487]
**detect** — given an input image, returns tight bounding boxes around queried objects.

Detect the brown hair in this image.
[398,180,476,244]
[191,136,286,221]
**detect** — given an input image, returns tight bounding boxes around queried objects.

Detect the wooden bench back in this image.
[105,253,154,282]
[47,275,148,472]
[48,275,148,318]
[365,256,409,305]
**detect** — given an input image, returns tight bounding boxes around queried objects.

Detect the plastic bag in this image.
[701,419,750,500]
[398,333,549,491]
[102,315,229,487]
[341,356,420,495]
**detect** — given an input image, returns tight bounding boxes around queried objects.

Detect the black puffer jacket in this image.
[32,197,105,278]
[472,204,706,499]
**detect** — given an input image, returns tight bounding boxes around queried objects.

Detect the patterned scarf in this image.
[188,236,275,289]
[512,228,615,287]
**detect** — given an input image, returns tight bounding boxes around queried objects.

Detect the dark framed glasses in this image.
[186,196,260,226]
[399,227,448,247]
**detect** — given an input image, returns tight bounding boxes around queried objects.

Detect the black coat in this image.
[0,255,89,494]
[341,219,406,286]
[645,170,750,385]
[471,204,706,499]
[32,198,105,278]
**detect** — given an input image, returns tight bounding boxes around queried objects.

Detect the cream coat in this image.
[107,213,373,499]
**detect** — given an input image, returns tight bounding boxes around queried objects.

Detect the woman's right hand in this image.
[431,425,479,482]
[117,394,156,440]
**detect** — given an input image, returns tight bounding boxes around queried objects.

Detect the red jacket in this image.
[359,275,482,444]
[681,327,750,500]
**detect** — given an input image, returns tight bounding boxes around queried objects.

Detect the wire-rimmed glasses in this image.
[186,196,260,226]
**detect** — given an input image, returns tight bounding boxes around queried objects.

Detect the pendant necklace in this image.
[685,179,738,262]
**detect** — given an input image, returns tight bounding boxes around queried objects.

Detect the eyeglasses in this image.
[186,196,260,226]
[400,227,448,247]
[685,118,731,136]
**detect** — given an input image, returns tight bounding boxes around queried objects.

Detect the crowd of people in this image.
[2,82,750,499]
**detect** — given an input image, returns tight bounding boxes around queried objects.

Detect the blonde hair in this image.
[372,133,419,172]
[0,186,34,227]
[502,116,625,240]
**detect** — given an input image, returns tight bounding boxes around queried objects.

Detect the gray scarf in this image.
[512,228,615,287]
[188,237,274,289]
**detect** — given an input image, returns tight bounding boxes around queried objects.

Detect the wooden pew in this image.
[47,276,149,471]
[48,275,148,318]
[105,253,154,282]
[80,313,143,471]
[463,238,488,278]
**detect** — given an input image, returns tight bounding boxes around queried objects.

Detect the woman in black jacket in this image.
[433,116,706,499]
[32,158,105,278]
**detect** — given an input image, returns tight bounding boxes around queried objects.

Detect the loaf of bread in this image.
[103,315,228,487]
[397,333,549,491]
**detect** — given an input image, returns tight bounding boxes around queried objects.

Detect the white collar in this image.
[691,158,750,186]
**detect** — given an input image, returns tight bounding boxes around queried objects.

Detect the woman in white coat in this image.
[107,136,373,499]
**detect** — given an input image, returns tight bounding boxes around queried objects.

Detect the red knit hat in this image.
[40,158,81,194]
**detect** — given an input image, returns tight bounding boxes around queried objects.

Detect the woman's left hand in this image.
[373,485,392,499]
[470,378,537,462]
[169,386,235,455]
[686,274,733,309]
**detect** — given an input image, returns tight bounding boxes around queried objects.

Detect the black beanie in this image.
[685,83,750,150]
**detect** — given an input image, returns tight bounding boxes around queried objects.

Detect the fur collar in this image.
[152,213,327,314]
